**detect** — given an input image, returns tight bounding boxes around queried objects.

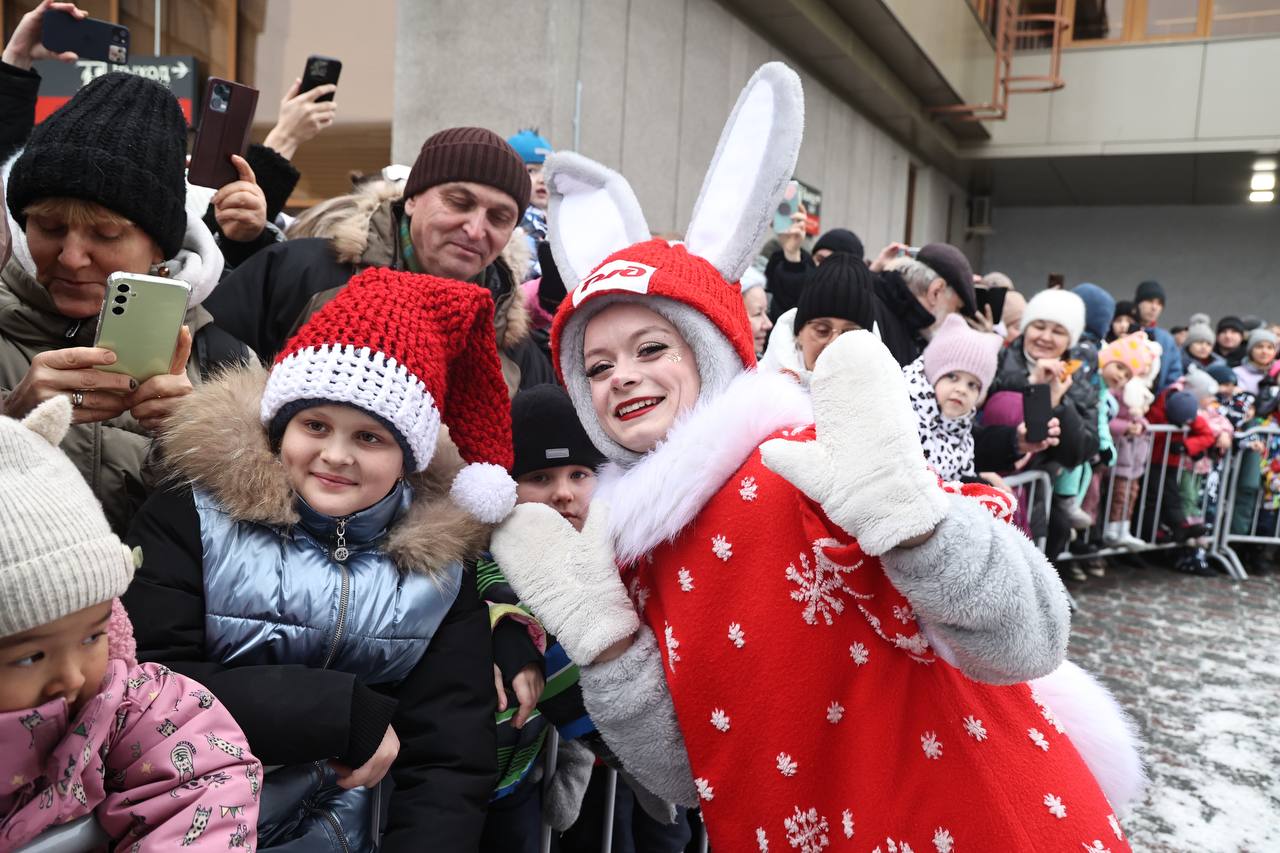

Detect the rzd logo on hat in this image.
[572,259,656,307]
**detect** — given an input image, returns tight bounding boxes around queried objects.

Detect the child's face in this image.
[1101,360,1133,394]
[1220,381,1238,397]
[933,371,983,419]
[1187,340,1213,359]
[280,404,405,518]
[583,302,702,454]
[0,602,111,714]
[516,465,597,532]
[1251,340,1277,368]
[1111,316,1133,339]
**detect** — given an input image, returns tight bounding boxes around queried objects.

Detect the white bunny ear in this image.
[544,151,651,291]
[685,62,805,284]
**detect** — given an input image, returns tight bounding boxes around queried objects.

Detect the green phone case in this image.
[94,273,191,382]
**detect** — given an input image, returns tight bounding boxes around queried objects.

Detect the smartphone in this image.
[94,273,191,382]
[299,55,342,102]
[41,8,130,64]
[1023,383,1053,444]
[773,180,800,234]
[897,246,921,258]
[188,78,260,189]
[976,286,1008,321]
[1047,273,1065,290]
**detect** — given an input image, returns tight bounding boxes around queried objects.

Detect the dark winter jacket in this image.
[988,337,1102,471]
[1180,345,1225,374]
[123,365,497,851]
[1215,341,1248,368]
[203,198,554,392]
[763,247,814,323]
[870,268,936,367]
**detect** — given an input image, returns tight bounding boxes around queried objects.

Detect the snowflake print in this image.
[628,577,650,613]
[841,809,854,839]
[712,534,733,561]
[963,715,988,741]
[920,731,943,759]
[932,828,954,853]
[664,622,681,672]
[695,777,714,801]
[826,702,844,724]
[1040,702,1066,734]
[783,806,829,852]
[756,827,770,852]
[1108,814,1124,840]
[1044,793,1067,819]
[786,538,863,626]
[740,476,759,502]
[892,604,915,624]
[1081,842,1111,853]
[710,708,731,732]
[776,752,799,777]
[728,622,746,648]
[849,642,869,665]
[872,841,914,853]
[678,568,695,592]
[1028,728,1050,751]
[857,606,933,663]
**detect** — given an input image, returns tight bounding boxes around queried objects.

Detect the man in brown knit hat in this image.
[204,127,554,390]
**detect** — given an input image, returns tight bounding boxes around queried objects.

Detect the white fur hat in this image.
[1021,289,1087,349]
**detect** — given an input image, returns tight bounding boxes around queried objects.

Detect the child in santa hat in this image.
[1,397,260,851]
[493,63,1142,852]
[122,267,518,850]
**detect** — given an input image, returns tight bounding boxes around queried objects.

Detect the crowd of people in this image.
[0,2,1272,851]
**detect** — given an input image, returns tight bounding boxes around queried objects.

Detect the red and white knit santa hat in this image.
[260,267,516,523]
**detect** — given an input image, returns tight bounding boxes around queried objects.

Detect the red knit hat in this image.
[260,267,516,523]
[550,238,756,384]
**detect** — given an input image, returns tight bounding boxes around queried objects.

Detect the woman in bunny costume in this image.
[494,64,1141,852]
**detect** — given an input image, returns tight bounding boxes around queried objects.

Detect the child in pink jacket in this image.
[0,398,260,852]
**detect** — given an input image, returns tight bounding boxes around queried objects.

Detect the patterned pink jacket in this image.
[0,660,260,851]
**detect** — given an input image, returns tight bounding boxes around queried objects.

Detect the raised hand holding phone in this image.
[2,0,86,69]
[212,154,267,242]
[263,77,338,160]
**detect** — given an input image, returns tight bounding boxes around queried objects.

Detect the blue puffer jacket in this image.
[124,365,498,852]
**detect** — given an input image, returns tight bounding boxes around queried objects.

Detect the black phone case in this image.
[41,9,129,64]
[300,56,342,102]
[188,78,260,189]
[1023,383,1053,444]
[980,287,1007,321]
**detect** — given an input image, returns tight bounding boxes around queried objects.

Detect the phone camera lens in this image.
[116,283,130,293]
[111,306,125,316]
[114,294,127,304]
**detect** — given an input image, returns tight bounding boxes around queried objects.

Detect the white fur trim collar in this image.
[594,369,811,565]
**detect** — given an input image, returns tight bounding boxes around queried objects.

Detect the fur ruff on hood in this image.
[157,362,490,577]
[317,191,532,351]
[2,150,225,307]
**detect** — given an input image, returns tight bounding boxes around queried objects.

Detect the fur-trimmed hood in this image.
[157,363,490,576]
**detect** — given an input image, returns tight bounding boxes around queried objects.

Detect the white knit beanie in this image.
[0,397,134,638]
[1021,289,1087,349]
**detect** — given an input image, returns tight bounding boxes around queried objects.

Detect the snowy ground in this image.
[1065,553,1280,852]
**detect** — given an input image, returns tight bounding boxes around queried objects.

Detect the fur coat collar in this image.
[594,369,812,566]
[158,363,489,577]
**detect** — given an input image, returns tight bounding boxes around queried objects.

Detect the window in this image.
[1211,0,1280,35]
[1073,0,1131,41]
[1063,0,1280,44]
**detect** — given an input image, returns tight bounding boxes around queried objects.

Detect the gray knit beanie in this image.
[1184,323,1214,347]
[0,397,134,638]
[1248,327,1278,353]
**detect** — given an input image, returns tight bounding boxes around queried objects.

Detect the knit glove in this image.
[543,739,597,832]
[760,330,949,556]
[490,501,639,665]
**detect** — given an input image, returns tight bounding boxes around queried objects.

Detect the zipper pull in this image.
[64,319,81,340]
[332,517,350,562]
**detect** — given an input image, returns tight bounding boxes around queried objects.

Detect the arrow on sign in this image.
[172,61,189,79]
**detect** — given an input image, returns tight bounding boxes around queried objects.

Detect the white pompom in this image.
[450,463,518,524]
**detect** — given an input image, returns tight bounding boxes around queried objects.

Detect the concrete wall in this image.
[393,0,970,258]
[974,37,1280,158]
[879,0,994,106]
[982,204,1280,321]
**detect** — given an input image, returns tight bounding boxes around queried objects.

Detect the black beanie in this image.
[812,228,864,261]
[510,384,606,478]
[1217,315,1244,334]
[7,73,187,259]
[794,253,877,331]
[1135,280,1166,304]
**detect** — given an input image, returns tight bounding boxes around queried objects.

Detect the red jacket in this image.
[1148,389,1216,467]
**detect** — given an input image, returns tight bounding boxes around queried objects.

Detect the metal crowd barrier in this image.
[1214,424,1280,578]
[1003,469,1053,552]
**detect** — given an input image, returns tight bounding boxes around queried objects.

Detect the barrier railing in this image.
[1214,424,1280,578]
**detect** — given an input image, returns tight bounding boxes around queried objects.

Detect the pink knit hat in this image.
[1098,331,1156,378]
[922,314,1003,396]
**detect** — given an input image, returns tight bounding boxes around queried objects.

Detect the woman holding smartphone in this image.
[1,57,249,534]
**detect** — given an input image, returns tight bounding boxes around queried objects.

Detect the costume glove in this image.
[760,330,948,555]
[490,501,639,664]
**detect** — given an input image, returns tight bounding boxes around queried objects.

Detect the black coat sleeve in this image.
[245,143,300,221]
[764,248,814,322]
[508,335,556,390]
[972,424,1021,473]
[379,569,497,852]
[0,61,39,161]
[122,482,396,767]
[201,238,347,360]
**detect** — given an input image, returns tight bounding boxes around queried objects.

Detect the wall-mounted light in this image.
[1249,190,1275,203]
[1251,172,1277,192]
[1254,158,1277,172]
